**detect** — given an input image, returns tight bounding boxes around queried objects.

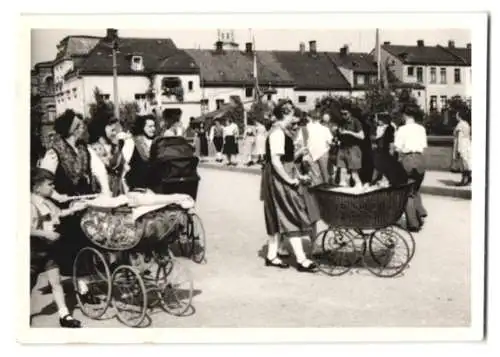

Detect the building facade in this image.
[380,40,471,112]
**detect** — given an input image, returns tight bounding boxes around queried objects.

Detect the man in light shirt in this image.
[394,105,428,232]
[295,110,333,185]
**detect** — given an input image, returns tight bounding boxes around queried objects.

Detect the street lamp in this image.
[112,38,119,119]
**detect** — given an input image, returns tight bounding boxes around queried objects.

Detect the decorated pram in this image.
[310,182,416,278]
[72,192,198,327]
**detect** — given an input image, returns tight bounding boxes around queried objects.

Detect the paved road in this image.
[30,168,471,328]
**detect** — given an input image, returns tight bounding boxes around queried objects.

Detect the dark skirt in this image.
[260,162,319,237]
[223,136,239,155]
[213,136,224,152]
[199,135,209,156]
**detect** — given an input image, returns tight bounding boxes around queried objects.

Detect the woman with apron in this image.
[260,102,318,273]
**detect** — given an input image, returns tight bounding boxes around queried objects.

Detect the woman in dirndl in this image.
[260,102,318,273]
[196,122,209,162]
[210,119,225,162]
[223,117,239,166]
[452,110,472,186]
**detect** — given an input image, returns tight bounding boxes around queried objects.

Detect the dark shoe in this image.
[59,315,82,328]
[246,161,255,166]
[296,260,318,273]
[407,226,421,233]
[265,257,289,269]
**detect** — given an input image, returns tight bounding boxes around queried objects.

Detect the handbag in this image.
[450,155,464,173]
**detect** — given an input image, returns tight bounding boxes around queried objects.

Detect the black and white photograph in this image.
[18,12,487,343]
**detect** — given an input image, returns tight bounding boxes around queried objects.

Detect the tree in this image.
[226,95,245,133]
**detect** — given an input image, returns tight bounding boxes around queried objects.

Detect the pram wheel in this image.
[73,247,112,319]
[111,265,148,327]
[179,213,206,264]
[156,252,194,316]
[388,225,416,262]
[365,228,411,278]
[314,228,358,276]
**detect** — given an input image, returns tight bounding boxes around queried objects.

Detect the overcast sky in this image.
[31,28,471,67]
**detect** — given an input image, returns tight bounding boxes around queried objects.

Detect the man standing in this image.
[336,106,365,187]
[296,110,333,185]
[394,104,428,232]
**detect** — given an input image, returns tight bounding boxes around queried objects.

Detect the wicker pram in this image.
[309,182,416,278]
[310,183,413,230]
[80,204,186,251]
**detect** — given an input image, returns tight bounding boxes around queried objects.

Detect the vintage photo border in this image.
[17,12,488,343]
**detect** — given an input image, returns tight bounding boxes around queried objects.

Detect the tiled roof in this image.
[184,49,294,87]
[440,46,471,66]
[326,52,377,74]
[382,44,468,66]
[272,51,351,90]
[75,38,199,75]
[55,36,101,61]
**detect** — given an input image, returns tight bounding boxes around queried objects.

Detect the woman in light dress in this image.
[253,120,268,164]
[222,117,239,166]
[452,111,472,186]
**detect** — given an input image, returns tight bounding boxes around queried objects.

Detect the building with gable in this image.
[380,40,471,112]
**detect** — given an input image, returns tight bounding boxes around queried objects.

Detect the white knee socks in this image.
[289,237,306,263]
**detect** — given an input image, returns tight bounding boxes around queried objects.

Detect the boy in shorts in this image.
[337,107,365,187]
[30,168,87,328]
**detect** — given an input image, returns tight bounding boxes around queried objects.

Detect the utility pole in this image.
[111,35,119,119]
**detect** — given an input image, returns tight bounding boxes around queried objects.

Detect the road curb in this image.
[199,163,471,200]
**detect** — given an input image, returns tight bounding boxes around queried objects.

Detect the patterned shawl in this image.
[51,137,91,186]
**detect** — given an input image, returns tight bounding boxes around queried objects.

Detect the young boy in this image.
[30,168,87,328]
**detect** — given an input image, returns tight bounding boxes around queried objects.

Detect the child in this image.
[30,168,87,328]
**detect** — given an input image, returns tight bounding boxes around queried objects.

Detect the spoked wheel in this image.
[313,228,359,276]
[188,213,206,263]
[388,225,416,262]
[178,213,206,264]
[111,265,148,327]
[72,247,112,319]
[365,228,411,278]
[155,251,193,316]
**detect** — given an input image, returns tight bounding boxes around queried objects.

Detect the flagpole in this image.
[376,28,381,89]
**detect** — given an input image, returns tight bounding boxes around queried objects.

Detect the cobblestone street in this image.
[30,168,471,328]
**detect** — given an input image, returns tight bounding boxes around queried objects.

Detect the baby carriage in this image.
[147,136,206,263]
[72,195,195,327]
[310,183,416,278]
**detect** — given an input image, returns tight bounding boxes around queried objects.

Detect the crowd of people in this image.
[30,96,472,325]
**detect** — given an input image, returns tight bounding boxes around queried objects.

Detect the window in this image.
[416,67,423,83]
[430,95,437,111]
[407,67,414,76]
[72,88,77,98]
[454,68,461,83]
[440,95,447,110]
[188,81,193,91]
[131,56,144,71]
[355,74,366,86]
[417,91,421,97]
[298,96,307,103]
[135,93,147,100]
[369,75,377,85]
[200,99,209,105]
[267,94,272,101]
[216,99,225,109]
[245,87,253,98]
[430,67,437,83]
[440,68,447,84]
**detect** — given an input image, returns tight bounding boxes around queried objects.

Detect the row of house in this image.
[31,29,472,129]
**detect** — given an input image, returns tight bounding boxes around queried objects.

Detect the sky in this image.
[31,28,471,68]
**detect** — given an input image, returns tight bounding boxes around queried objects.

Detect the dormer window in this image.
[131,56,144,71]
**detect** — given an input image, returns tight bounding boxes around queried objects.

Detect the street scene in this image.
[29,27,473,330]
[31,168,470,328]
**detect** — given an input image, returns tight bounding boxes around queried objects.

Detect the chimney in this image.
[106,28,118,41]
[309,40,317,54]
[467,43,471,49]
[215,40,223,53]
[448,40,455,48]
[340,45,349,56]
[417,39,424,47]
[245,42,253,54]
[383,41,391,45]
[299,42,306,54]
